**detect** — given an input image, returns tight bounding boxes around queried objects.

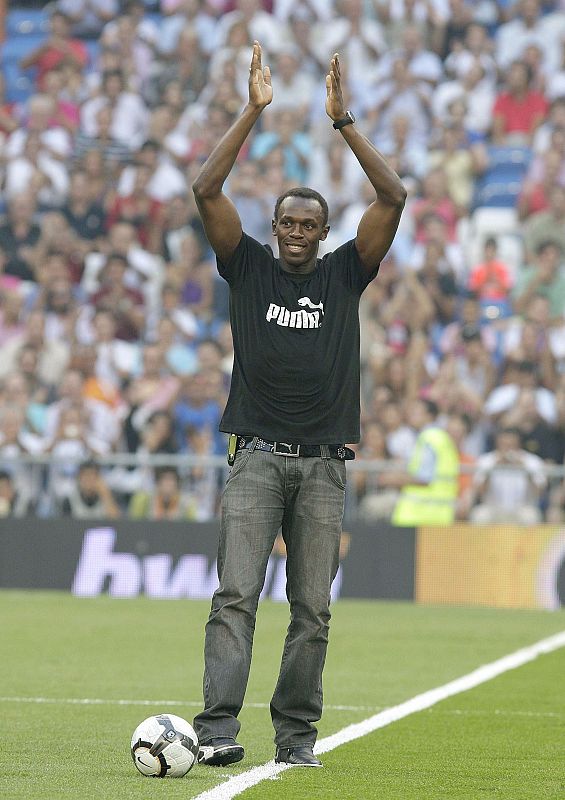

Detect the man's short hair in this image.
[421,398,439,418]
[78,459,100,475]
[273,187,329,227]
[536,239,562,256]
[105,253,128,268]
[154,466,180,483]
[461,323,482,342]
[498,426,522,442]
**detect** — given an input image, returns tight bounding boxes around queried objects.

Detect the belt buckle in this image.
[273,442,300,457]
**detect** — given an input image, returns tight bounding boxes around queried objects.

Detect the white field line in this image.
[430,708,565,719]
[192,630,565,800]
[1,696,560,720]
[0,696,376,713]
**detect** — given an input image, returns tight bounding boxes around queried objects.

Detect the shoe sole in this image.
[198,745,244,767]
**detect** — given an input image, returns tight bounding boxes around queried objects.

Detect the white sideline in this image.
[0,696,375,713]
[192,630,565,800]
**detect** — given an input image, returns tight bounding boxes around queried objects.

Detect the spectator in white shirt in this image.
[432,60,496,139]
[378,24,444,86]
[44,368,122,451]
[273,0,332,23]
[117,139,187,203]
[470,426,546,524]
[444,21,497,83]
[484,358,557,426]
[80,69,148,149]
[216,0,283,58]
[367,56,432,151]
[495,0,559,71]
[0,310,70,386]
[270,46,316,116]
[159,0,219,57]
[100,3,157,91]
[311,0,385,85]
[4,131,69,208]
[6,94,72,162]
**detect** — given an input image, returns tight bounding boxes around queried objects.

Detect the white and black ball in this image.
[131,713,198,778]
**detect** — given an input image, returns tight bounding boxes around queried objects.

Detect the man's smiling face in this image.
[272,196,330,274]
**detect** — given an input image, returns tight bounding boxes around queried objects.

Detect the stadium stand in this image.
[2,0,565,524]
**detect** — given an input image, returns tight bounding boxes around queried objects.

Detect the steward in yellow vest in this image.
[380,399,460,526]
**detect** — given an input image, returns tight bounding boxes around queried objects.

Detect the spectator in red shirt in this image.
[89,254,145,342]
[468,237,513,302]
[411,167,461,243]
[492,61,548,145]
[0,74,19,136]
[106,163,165,254]
[19,10,88,92]
[517,148,564,221]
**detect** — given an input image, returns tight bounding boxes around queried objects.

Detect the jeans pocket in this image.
[223,448,262,511]
[323,458,346,491]
[226,448,252,483]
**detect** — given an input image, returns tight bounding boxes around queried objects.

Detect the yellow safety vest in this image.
[392,427,459,527]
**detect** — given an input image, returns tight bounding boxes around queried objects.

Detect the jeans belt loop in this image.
[320,444,331,460]
[249,435,259,453]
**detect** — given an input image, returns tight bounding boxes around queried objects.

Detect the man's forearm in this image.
[192,104,263,199]
[339,125,406,206]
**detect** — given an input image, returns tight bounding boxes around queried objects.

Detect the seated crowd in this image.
[2,0,565,522]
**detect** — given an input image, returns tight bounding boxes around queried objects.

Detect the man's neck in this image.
[279,257,318,277]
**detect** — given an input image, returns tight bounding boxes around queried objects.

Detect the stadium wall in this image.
[1,520,564,609]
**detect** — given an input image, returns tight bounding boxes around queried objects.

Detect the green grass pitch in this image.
[1,591,564,799]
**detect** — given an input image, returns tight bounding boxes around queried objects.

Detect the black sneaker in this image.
[197,737,244,767]
[275,745,322,767]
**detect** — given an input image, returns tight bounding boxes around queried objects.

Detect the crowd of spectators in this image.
[3,0,565,524]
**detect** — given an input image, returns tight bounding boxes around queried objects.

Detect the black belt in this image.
[237,436,355,461]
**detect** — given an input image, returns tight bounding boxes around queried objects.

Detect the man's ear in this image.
[320,225,330,241]
[271,218,277,235]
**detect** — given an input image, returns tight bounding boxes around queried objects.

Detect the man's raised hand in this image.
[249,41,272,110]
[325,53,346,122]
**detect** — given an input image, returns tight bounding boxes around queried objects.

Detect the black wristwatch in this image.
[333,111,355,130]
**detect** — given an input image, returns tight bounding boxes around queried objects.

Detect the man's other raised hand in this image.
[325,53,346,122]
[248,41,273,110]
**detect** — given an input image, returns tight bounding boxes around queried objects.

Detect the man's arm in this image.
[192,41,272,265]
[326,54,407,272]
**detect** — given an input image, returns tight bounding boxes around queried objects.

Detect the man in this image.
[191,42,406,768]
[513,239,565,319]
[19,9,88,91]
[60,460,120,518]
[491,60,548,146]
[380,398,460,526]
[128,465,194,520]
[469,426,546,525]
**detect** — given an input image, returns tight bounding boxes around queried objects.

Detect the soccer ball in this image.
[131,714,199,778]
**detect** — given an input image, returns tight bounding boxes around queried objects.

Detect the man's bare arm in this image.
[325,54,407,272]
[192,42,272,265]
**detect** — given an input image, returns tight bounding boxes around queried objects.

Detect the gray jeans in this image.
[193,445,346,748]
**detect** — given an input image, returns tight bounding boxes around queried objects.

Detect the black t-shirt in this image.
[0,221,41,281]
[62,203,106,240]
[218,233,379,444]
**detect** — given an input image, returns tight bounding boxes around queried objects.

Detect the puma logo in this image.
[265,297,325,328]
[297,296,324,313]
[276,442,293,452]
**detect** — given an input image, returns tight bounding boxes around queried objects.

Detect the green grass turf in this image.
[1,591,564,799]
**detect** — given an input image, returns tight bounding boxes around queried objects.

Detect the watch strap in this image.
[332,112,354,130]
